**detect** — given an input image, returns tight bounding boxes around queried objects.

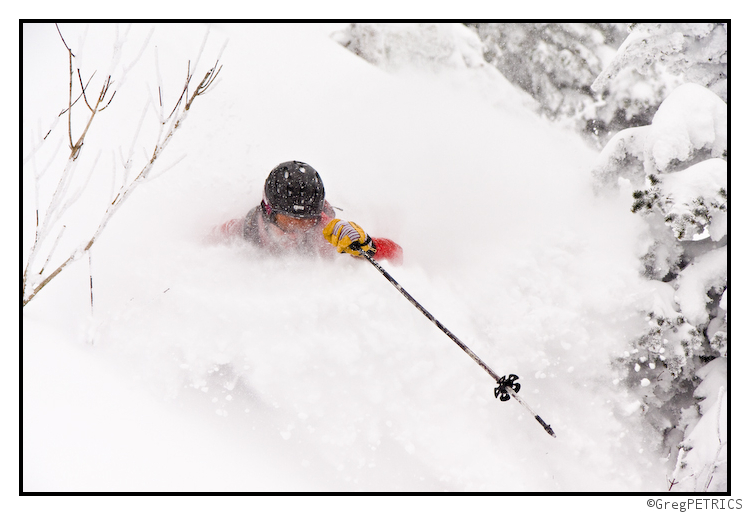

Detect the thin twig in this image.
[100,89,116,111]
[88,249,94,318]
[55,24,72,54]
[55,22,74,151]
[62,29,74,151]
[96,75,115,109]
[59,79,90,117]
[167,61,192,119]
[186,61,222,110]
[38,225,66,275]
[78,69,96,112]
[184,60,192,109]
[701,387,727,492]
[69,76,115,159]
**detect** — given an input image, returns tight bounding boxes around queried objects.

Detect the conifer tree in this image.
[592,79,727,492]
[467,23,638,145]
[469,23,727,149]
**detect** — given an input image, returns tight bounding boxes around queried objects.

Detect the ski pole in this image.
[358,251,556,438]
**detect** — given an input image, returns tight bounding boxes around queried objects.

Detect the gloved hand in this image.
[322,219,377,257]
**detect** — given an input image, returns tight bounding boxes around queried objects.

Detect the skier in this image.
[205,161,403,264]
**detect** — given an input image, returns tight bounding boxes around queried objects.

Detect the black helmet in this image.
[262,161,325,218]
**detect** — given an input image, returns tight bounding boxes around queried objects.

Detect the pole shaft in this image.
[360,252,556,438]
[360,253,501,382]
[503,385,557,438]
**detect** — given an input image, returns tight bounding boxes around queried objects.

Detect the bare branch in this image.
[99,90,117,111]
[69,75,114,159]
[186,61,222,110]
[24,26,223,308]
[38,225,66,276]
[55,23,73,56]
[64,30,74,151]
[55,27,117,160]
[78,69,96,112]
[97,76,117,111]
[167,60,192,119]
[88,249,94,320]
[59,74,91,117]
[24,250,76,307]
[184,60,192,109]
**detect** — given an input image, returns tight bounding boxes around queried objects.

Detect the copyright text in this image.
[647,499,742,511]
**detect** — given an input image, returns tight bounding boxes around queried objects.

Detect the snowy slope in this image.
[23,23,669,492]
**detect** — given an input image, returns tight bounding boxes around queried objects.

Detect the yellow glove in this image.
[322,219,377,257]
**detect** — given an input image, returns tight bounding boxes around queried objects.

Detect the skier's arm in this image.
[370,237,403,265]
[204,218,243,244]
[322,218,403,265]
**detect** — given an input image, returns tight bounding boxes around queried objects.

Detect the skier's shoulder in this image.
[243,204,264,243]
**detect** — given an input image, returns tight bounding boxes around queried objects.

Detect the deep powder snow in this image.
[23,23,672,492]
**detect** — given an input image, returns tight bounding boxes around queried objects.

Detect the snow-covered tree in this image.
[591,82,727,492]
[331,23,489,72]
[465,23,647,145]
[338,23,727,152]
[592,23,727,103]
[467,23,727,149]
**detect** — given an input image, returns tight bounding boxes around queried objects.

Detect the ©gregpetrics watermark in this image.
[647,499,742,511]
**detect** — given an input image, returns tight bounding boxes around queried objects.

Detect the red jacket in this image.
[206,202,403,264]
